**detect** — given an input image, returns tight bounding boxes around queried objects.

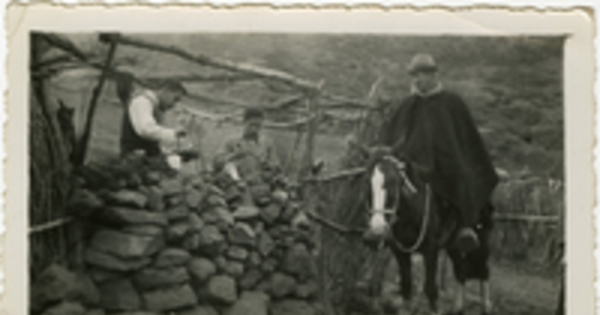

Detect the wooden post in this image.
[301,95,318,179]
[71,35,118,165]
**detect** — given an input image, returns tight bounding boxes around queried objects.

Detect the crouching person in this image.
[213,108,281,186]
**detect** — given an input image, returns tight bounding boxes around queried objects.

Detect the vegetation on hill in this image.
[58,34,564,179]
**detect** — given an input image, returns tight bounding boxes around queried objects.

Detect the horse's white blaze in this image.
[370,166,388,235]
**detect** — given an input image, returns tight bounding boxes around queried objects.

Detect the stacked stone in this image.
[48,162,320,315]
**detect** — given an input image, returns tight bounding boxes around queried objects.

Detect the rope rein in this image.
[380,155,432,253]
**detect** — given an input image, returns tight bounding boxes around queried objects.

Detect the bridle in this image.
[369,154,432,253]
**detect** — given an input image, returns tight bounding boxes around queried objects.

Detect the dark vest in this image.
[120,93,162,157]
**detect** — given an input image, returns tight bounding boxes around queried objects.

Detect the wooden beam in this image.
[71,36,119,165]
[494,214,559,223]
[306,210,364,235]
[182,106,314,130]
[140,73,256,83]
[29,217,74,234]
[305,167,367,183]
[100,34,319,91]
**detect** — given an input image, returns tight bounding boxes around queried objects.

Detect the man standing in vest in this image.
[120,79,188,168]
[378,54,499,252]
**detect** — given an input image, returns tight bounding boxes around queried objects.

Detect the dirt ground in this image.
[376,256,562,315]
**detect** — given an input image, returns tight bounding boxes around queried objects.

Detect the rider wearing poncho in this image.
[378,54,499,252]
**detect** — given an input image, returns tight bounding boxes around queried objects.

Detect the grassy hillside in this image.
[50,34,564,179]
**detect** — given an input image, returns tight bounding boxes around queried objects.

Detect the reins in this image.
[377,155,432,254]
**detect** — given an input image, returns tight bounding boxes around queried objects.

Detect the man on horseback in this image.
[378,53,499,252]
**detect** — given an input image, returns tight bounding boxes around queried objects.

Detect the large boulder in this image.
[142,171,162,186]
[90,230,163,258]
[166,205,190,221]
[233,205,260,220]
[182,233,201,251]
[133,267,190,291]
[67,189,104,218]
[249,184,271,206]
[223,261,245,279]
[197,225,226,257]
[295,281,318,299]
[247,251,262,268]
[167,221,192,242]
[228,223,256,247]
[268,273,297,299]
[206,194,227,208]
[160,177,184,197]
[280,202,299,223]
[153,248,191,268]
[239,269,263,291]
[282,243,317,282]
[260,203,281,225]
[103,190,148,209]
[166,194,185,208]
[85,248,150,272]
[83,309,106,315]
[214,207,235,226]
[188,213,205,232]
[177,306,218,315]
[40,302,86,315]
[98,279,141,311]
[224,291,269,315]
[121,225,164,237]
[186,189,205,209]
[226,246,248,261]
[205,275,237,305]
[88,267,123,284]
[100,208,168,227]
[187,258,217,283]
[142,284,197,312]
[260,258,278,274]
[31,264,99,313]
[270,299,316,315]
[256,232,275,257]
[139,186,165,212]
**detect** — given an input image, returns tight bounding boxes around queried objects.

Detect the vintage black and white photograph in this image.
[26,30,569,315]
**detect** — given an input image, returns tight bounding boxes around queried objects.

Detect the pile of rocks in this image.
[34,162,321,315]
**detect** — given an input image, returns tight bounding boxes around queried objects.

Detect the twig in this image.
[494,214,559,223]
[307,210,365,235]
[100,33,319,91]
[305,167,367,183]
[30,217,74,234]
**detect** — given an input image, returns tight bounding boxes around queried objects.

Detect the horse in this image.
[358,146,494,315]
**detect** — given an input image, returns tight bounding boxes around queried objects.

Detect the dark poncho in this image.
[379,90,498,223]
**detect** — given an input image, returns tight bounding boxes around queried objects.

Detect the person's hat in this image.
[407,54,438,75]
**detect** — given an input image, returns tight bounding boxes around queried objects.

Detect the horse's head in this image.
[350,141,419,245]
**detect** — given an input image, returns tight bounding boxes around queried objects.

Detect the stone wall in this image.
[32,157,320,315]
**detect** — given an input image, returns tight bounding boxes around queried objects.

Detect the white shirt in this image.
[129,90,178,148]
[129,90,182,169]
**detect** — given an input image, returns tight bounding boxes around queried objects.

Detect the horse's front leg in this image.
[423,246,440,315]
[481,280,493,315]
[391,246,413,305]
